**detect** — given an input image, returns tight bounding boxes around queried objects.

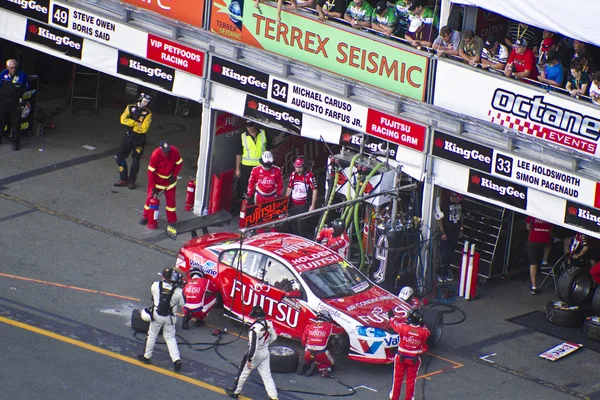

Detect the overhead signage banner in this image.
[25,18,83,59]
[122,0,205,29]
[209,2,428,100]
[117,50,175,91]
[434,61,600,159]
[210,56,269,98]
[432,131,493,173]
[243,94,302,134]
[467,169,528,210]
[48,1,147,56]
[0,0,49,23]
[564,200,600,234]
[366,109,426,151]
[340,128,399,158]
[146,34,205,77]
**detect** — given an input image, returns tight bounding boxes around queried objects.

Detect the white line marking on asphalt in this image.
[479,353,497,363]
[82,145,96,150]
[352,385,378,392]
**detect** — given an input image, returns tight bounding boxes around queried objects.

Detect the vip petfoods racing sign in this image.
[209,1,428,100]
[434,61,600,159]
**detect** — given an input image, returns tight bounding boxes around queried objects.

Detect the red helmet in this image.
[293,157,305,168]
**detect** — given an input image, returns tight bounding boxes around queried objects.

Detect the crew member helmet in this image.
[189,268,204,279]
[331,218,344,236]
[398,286,415,302]
[138,92,154,106]
[140,307,153,322]
[316,310,333,322]
[249,305,266,319]
[293,157,305,168]
[260,151,274,168]
[407,308,424,326]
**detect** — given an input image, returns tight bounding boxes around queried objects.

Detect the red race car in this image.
[175,231,443,364]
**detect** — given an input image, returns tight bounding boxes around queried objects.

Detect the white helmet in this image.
[140,307,153,322]
[260,151,274,167]
[398,286,415,302]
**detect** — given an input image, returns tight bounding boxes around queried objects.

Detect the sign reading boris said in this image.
[209,1,428,100]
[434,60,600,159]
[48,1,146,55]
[0,0,50,23]
[147,34,205,77]
[25,18,84,59]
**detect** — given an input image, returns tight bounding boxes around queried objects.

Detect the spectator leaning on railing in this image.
[316,0,345,22]
[371,1,398,38]
[344,0,373,29]
[566,62,589,98]
[404,0,436,48]
[504,38,538,80]
[458,30,483,67]
[432,26,461,57]
[392,0,412,38]
[589,72,600,106]
[537,50,564,88]
[481,35,508,70]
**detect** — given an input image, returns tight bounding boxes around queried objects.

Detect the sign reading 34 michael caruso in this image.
[244,95,302,134]
[117,51,175,91]
[434,61,600,159]
[467,169,528,210]
[209,1,428,100]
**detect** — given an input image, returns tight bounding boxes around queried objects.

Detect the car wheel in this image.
[545,300,584,327]
[583,316,600,341]
[328,333,349,355]
[423,309,443,349]
[131,308,150,333]
[557,267,593,306]
[592,288,600,315]
[269,345,299,373]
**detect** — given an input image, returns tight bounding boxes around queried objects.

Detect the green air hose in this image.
[341,153,361,222]
[317,169,340,234]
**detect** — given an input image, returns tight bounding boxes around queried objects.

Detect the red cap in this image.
[293,157,304,168]
[541,37,555,51]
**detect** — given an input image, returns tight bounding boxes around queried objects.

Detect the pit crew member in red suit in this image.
[297,310,335,378]
[398,286,422,308]
[247,151,283,205]
[285,156,318,238]
[140,140,183,225]
[388,307,430,400]
[316,218,350,259]
[182,268,218,330]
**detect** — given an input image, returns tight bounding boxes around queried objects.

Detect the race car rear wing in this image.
[165,210,232,240]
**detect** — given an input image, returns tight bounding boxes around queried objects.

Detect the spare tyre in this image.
[583,316,600,342]
[269,345,299,373]
[557,267,593,306]
[131,308,150,333]
[592,288,600,315]
[423,309,443,349]
[545,300,584,327]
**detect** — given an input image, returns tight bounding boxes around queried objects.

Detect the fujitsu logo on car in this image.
[256,102,301,125]
[491,88,600,141]
[472,174,525,199]
[442,140,491,163]
[127,59,173,81]
[36,27,81,49]
[9,0,48,13]
[219,65,267,89]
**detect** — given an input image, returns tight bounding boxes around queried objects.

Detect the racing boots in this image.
[113,180,129,187]
[296,359,306,375]
[174,359,182,372]
[225,388,239,398]
[139,218,148,225]
[182,316,190,330]
[137,355,151,364]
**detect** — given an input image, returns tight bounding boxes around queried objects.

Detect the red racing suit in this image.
[143,146,183,223]
[288,171,317,206]
[389,316,430,400]
[301,321,335,372]
[316,228,350,259]
[182,277,218,321]
[247,165,283,204]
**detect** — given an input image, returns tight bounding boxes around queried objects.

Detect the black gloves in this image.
[168,176,177,184]
[387,309,395,318]
[152,188,160,196]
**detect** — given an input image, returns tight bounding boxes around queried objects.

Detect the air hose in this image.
[317,169,340,234]
[341,153,361,222]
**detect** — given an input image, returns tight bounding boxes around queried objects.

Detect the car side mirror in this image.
[286,290,302,299]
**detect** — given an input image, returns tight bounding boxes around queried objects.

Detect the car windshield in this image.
[301,262,371,299]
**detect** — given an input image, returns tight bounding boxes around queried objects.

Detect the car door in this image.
[218,249,265,319]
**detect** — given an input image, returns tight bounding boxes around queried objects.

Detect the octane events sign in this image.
[209,1,428,100]
[434,61,600,159]
[147,34,205,77]
[122,0,205,29]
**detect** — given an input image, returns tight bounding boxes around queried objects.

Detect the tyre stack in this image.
[546,267,593,328]
[583,289,600,341]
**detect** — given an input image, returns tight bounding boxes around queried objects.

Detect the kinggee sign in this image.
[467,169,528,210]
[244,95,302,134]
[117,51,175,91]
[565,200,600,234]
[0,0,49,23]
[432,131,493,173]
[25,19,83,59]
[209,1,428,100]
[340,128,399,158]
[210,56,269,98]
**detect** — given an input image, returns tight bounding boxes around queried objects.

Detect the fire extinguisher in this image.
[185,178,196,212]
[239,199,247,228]
[148,195,160,230]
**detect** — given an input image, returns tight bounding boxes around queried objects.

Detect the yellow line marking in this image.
[0,315,251,399]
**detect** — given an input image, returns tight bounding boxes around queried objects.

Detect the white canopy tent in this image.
[450,0,600,46]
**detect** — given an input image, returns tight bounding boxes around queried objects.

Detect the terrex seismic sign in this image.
[341,128,399,158]
[117,51,175,91]
[565,201,600,234]
[434,61,600,159]
[0,0,49,23]
[122,0,205,29]
[467,169,528,210]
[366,109,426,151]
[244,95,302,134]
[209,2,428,100]
[146,34,205,77]
[25,19,83,59]
[432,131,493,172]
[210,56,269,98]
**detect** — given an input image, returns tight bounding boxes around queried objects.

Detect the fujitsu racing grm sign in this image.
[116,50,175,91]
[432,131,493,172]
[467,169,528,209]
[210,56,269,98]
[0,0,49,22]
[25,19,83,59]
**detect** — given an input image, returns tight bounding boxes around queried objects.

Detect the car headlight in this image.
[356,326,387,338]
